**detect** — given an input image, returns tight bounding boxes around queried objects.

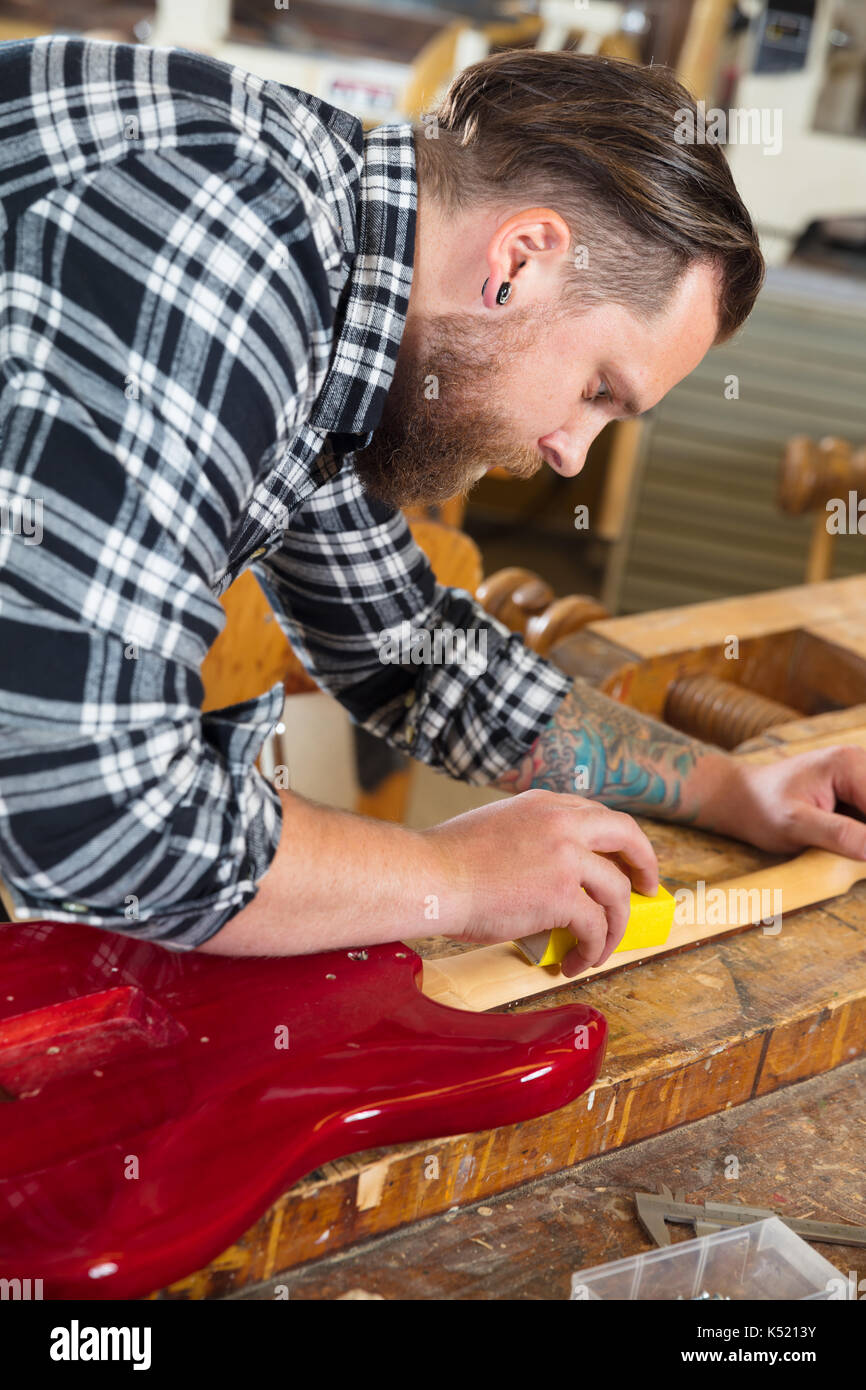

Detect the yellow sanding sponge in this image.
[515,884,676,968]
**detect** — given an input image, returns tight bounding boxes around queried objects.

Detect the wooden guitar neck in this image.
[420,847,866,1013]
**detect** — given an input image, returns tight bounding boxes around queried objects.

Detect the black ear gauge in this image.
[495,281,512,306]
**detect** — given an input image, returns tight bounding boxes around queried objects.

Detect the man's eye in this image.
[591,380,611,403]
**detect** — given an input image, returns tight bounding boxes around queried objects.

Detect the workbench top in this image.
[226,1056,866,1300]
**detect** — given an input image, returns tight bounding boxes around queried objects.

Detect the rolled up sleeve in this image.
[258,467,573,784]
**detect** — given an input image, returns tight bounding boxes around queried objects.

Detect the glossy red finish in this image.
[0,920,606,1299]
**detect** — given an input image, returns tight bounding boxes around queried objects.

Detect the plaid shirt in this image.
[0,36,571,946]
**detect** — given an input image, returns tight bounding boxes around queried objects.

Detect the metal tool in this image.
[636,1184,866,1249]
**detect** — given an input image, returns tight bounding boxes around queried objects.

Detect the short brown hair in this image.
[415,50,764,341]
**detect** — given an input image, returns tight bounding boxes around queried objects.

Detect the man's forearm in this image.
[497,679,740,831]
[199,790,454,956]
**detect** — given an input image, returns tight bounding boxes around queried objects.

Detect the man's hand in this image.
[426,789,658,977]
[499,681,866,869]
[206,730,866,967]
[705,746,866,859]
[203,785,656,970]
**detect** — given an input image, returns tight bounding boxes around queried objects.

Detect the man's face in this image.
[353,260,720,509]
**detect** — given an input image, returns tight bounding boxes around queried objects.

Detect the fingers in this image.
[519,793,659,971]
[447,789,662,959]
[559,894,614,979]
[606,847,657,899]
[825,747,866,827]
[787,802,866,860]
[562,800,659,897]
[579,848,633,949]
[552,851,633,977]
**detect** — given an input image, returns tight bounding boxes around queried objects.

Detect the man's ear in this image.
[483,207,572,306]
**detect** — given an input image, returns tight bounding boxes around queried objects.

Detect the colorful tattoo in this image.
[498,679,716,818]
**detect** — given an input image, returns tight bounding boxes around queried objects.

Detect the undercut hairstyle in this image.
[414,49,765,341]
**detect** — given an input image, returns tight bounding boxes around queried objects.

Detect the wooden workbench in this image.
[155,575,866,1299]
[226,1055,866,1300]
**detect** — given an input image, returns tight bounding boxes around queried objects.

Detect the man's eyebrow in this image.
[608,371,646,419]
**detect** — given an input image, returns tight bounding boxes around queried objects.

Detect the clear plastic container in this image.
[570,1216,844,1300]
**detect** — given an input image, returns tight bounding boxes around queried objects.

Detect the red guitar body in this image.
[0,920,606,1299]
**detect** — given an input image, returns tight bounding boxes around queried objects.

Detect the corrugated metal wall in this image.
[611,265,866,613]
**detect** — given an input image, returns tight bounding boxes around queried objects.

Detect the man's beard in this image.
[351,306,548,509]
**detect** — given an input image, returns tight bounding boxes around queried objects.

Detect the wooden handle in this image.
[421,848,866,1013]
[476,567,547,635]
[525,596,609,656]
[476,571,607,651]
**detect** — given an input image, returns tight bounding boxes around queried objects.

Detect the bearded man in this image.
[1,37,864,976]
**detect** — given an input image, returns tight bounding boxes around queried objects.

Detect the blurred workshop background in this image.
[3,0,865,819]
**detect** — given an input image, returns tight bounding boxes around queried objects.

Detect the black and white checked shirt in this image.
[0,36,572,946]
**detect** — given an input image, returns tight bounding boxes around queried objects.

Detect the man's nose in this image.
[538,434,590,478]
